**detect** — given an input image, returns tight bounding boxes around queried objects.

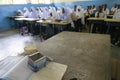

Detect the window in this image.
[12,0,27,4]
[31,0,52,4]
[31,0,39,4]
[0,0,53,5]
[44,0,52,4]
[0,0,12,4]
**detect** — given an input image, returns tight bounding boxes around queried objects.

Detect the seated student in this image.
[103,4,110,15]
[92,6,106,33]
[28,7,40,35]
[59,7,72,30]
[17,10,23,16]
[71,5,79,32]
[113,5,120,19]
[91,5,96,17]
[36,7,41,18]
[23,7,30,18]
[110,5,120,45]
[49,7,60,20]
[111,4,118,15]
[29,7,38,18]
[76,6,85,31]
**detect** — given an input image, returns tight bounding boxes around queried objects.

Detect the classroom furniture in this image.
[104,19,120,33]
[38,31,111,80]
[15,18,40,34]
[87,17,105,33]
[36,20,70,40]
[7,16,25,28]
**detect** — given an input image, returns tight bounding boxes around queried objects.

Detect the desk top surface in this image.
[104,19,120,22]
[38,31,111,80]
[15,18,39,21]
[8,16,24,18]
[37,20,69,25]
[87,17,105,21]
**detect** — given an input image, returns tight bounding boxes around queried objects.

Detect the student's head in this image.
[98,6,103,13]
[74,5,77,11]
[93,5,95,8]
[50,12,52,16]
[115,4,118,8]
[118,5,120,9]
[89,6,92,9]
[78,8,81,12]
[23,7,27,13]
[36,7,39,11]
[62,8,65,13]
[103,4,107,10]
[30,7,33,12]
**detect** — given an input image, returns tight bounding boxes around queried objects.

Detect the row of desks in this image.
[13,17,69,25]
[87,17,120,33]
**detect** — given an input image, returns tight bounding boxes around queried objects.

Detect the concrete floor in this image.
[0,29,120,60]
[0,29,120,80]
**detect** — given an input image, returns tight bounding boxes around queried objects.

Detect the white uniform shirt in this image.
[95,12,106,18]
[103,8,109,15]
[113,10,120,20]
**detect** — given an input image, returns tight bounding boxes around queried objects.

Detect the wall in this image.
[53,0,120,9]
[0,0,120,30]
[0,3,53,30]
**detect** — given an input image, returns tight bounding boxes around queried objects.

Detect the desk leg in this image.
[106,22,110,34]
[90,23,94,33]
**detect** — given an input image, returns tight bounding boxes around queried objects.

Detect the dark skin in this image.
[97,6,103,17]
[74,5,77,12]
[50,12,52,17]
[62,8,65,14]
[104,4,107,11]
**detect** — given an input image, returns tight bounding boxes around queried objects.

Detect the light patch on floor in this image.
[0,34,33,61]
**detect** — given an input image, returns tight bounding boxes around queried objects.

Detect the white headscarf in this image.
[76,6,85,25]
[23,7,30,18]
[17,9,23,16]
[29,7,38,18]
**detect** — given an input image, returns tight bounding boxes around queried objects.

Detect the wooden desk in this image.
[8,16,24,19]
[104,19,120,33]
[36,20,69,25]
[87,17,105,33]
[38,31,111,80]
[37,20,69,36]
[15,18,39,21]
[15,18,40,34]
[104,19,120,23]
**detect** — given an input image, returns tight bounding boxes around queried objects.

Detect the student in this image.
[111,4,118,14]
[59,7,71,22]
[76,6,85,31]
[113,5,120,20]
[110,5,120,45]
[71,5,79,31]
[92,6,106,33]
[23,7,30,18]
[49,6,60,20]
[17,10,23,16]
[59,7,72,31]
[95,6,106,18]
[91,5,96,17]
[103,4,109,15]
[36,7,41,18]
[29,7,38,18]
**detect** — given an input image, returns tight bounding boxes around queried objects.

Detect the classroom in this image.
[0,0,120,80]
